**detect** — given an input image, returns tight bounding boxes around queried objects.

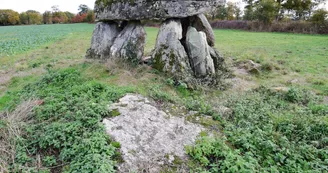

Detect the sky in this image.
[0,0,95,14]
[0,0,327,14]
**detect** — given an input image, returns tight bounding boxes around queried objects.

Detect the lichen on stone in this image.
[153,48,165,72]
[96,0,137,7]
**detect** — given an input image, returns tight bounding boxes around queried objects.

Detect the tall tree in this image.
[234,4,242,20]
[283,0,312,19]
[86,10,95,23]
[52,12,68,24]
[254,0,278,24]
[43,11,52,24]
[311,8,328,24]
[208,5,219,20]
[226,2,236,20]
[26,10,42,24]
[243,0,257,20]
[20,12,28,24]
[78,4,89,15]
[216,5,228,20]
[64,11,75,23]
[0,9,20,25]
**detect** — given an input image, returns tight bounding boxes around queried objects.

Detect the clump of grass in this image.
[0,100,38,172]
[148,84,177,103]
[187,86,328,172]
[2,68,135,172]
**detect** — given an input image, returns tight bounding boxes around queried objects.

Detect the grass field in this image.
[0,24,94,56]
[213,30,328,94]
[2,24,326,94]
[145,28,328,94]
[0,23,327,172]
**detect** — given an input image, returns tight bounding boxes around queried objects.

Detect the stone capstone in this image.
[103,94,204,172]
[95,0,224,21]
[110,21,146,62]
[189,14,216,47]
[87,0,228,87]
[152,19,193,80]
[186,26,215,77]
[86,22,121,59]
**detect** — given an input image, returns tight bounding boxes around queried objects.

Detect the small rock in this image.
[248,67,261,75]
[187,111,199,116]
[237,60,261,71]
[311,141,320,147]
[247,60,261,68]
[271,87,289,93]
[213,106,233,118]
[168,155,175,164]
[323,96,328,105]
[103,94,204,172]
[288,79,299,84]
[142,56,152,64]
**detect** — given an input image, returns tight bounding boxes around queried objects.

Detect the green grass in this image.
[212,29,328,94]
[1,25,326,95]
[0,24,94,56]
[144,28,328,94]
[0,24,327,172]
[0,24,94,72]
[8,68,134,172]
[144,27,158,55]
[187,87,328,172]
[213,30,328,75]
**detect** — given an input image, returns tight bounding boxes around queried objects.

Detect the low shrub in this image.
[211,20,328,34]
[187,86,328,172]
[4,68,134,172]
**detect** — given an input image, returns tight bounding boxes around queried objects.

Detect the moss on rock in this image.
[96,0,137,7]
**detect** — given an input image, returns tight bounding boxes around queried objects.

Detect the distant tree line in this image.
[209,0,327,24]
[0,4,95,26]
[208,0,328,34]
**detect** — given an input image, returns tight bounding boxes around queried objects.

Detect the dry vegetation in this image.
[0,100,38,172]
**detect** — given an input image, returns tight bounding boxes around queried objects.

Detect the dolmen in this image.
[86,0,227,86]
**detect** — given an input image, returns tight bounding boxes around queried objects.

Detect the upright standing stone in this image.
[110,21,146,63]
[186,27,215,77]
[87,0,228,87]
[209,46,226,74]
[152,19,193,80]
[190,14,216,47]
[86,22,121,59]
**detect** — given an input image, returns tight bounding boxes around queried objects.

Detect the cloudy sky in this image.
[0,0,327,14]
[0,0,95,13]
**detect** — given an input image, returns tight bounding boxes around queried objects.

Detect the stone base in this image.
[151,16,228,87]
[86,21,145,64]
[152,19,194,81]
[86,22,121,60]
[86,14,228,87]
[103,94,204,172]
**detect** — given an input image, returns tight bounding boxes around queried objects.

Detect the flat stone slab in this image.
[103,94,204,172]
[95,0,224,21]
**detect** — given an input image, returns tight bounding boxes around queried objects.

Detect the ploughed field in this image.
[0,23,327,172]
